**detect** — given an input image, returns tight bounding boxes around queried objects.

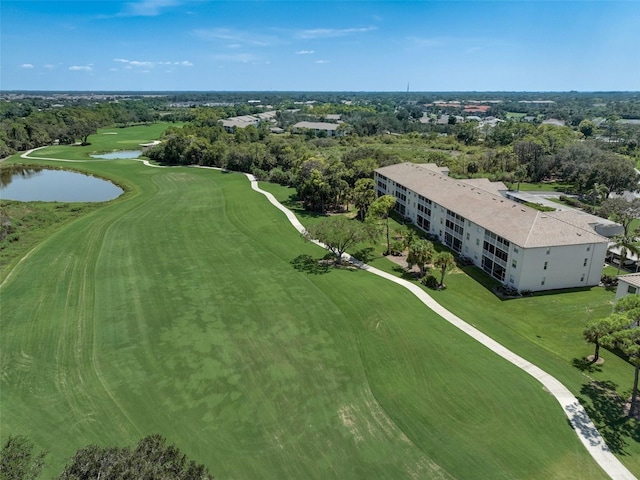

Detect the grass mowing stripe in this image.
[0,126,619,479]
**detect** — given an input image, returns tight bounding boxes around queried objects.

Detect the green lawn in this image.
[261,182,640,475]
[0,127,634,479]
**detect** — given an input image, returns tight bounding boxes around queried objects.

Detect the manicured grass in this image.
[0,129,632,478]
[519,182,574,192]
[25,122,173,161]
[261,182,640,474]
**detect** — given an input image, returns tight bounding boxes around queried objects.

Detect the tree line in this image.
[0,434,213,480]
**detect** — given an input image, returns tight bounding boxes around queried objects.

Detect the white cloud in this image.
[20,64,34,69]
[407,36,444,48]
[193,28,277,47]
[295,26,376,40]
[122,0,181,17]
[296,50,314,55]
[113,58,193,68]
[212,53,257,63]
[315,60,329,64]
[43,64,56,70]
[69,65,92,71]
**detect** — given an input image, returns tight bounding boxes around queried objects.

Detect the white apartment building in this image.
[374,163,610,292]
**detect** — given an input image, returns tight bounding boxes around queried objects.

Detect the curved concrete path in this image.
[16,150,637,480]
[243,174,637,480]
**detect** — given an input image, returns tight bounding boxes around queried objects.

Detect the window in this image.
[509,275,514,283]
[514,247,519,254]
[466,233,470,240]
[476,238,480,246]
[546,248,551,255]
[580,274,585,282]
[629,286,638,295]
[543,261,548,270]
[512,260,517,269]
[583,258,588,267]
[587,246,591,252]
[541,277,546,286]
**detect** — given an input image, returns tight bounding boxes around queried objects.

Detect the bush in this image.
[389,240,404,256]
[421,275,439,289]
[268,168,293,186]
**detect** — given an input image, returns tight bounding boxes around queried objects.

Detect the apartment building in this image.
[374,163,610,292]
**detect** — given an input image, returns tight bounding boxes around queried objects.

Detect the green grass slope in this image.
[0,131,618,479]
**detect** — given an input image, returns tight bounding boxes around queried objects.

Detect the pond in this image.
[0,166,124,202]
[91,150,142,159]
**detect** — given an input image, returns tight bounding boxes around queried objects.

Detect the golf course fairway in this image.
[0,132,617,479]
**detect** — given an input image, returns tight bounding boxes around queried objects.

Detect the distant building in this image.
[542,118,566,127]
[219,111,277,133]
[615,273,640,300]
[292,121,342,137]
[374,162,610,293]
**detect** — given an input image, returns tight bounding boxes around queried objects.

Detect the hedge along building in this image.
[374,163,611,293]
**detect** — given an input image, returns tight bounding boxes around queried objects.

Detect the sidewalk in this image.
[247,174,638,480]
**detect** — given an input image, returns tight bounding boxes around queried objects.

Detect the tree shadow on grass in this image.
[280,194,326,220]
[390,264,420,282]
[351,247,375,264]
[572,357,603,374]
[576,380,640,455]
[290,254,329,275]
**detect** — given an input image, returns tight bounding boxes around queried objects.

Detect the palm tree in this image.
[611,234,640,275]
[434,252,455,287]
[406,239,434,277]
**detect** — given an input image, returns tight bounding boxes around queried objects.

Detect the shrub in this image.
[421,275,439,289]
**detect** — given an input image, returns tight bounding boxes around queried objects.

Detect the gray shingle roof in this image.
[375,163,608,248]
[618,273,640,287]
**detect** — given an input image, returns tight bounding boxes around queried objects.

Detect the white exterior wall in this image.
[615,279,640,300]
[373,171,607,293]
[507,243,606,292]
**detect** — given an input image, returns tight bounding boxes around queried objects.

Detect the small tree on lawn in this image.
[434,252,455,287]
[406,239,434,277]
[303,216,377,265]
[583,315,629,362]
[603,315,640,418]
[367,195,396,255]
[613,294,640,326]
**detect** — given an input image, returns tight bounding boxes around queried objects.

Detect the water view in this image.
[0,166,123,202]
[91,150,142,159]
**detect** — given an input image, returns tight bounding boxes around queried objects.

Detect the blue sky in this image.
[1,0,639,91]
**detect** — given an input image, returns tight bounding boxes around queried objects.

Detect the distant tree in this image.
[591,156,639,197]
[514,164,527,191]
[303,216,376,265]
[58,434,213,480]
[0,435,47,480]
[578,119,595,137]
[352,178,377,221]
[599,198,640,236]
[583,315,628,362]
[367,195,396,255]
[454,122,479,145]
[434,251,455,287]
[406,239,434,277]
